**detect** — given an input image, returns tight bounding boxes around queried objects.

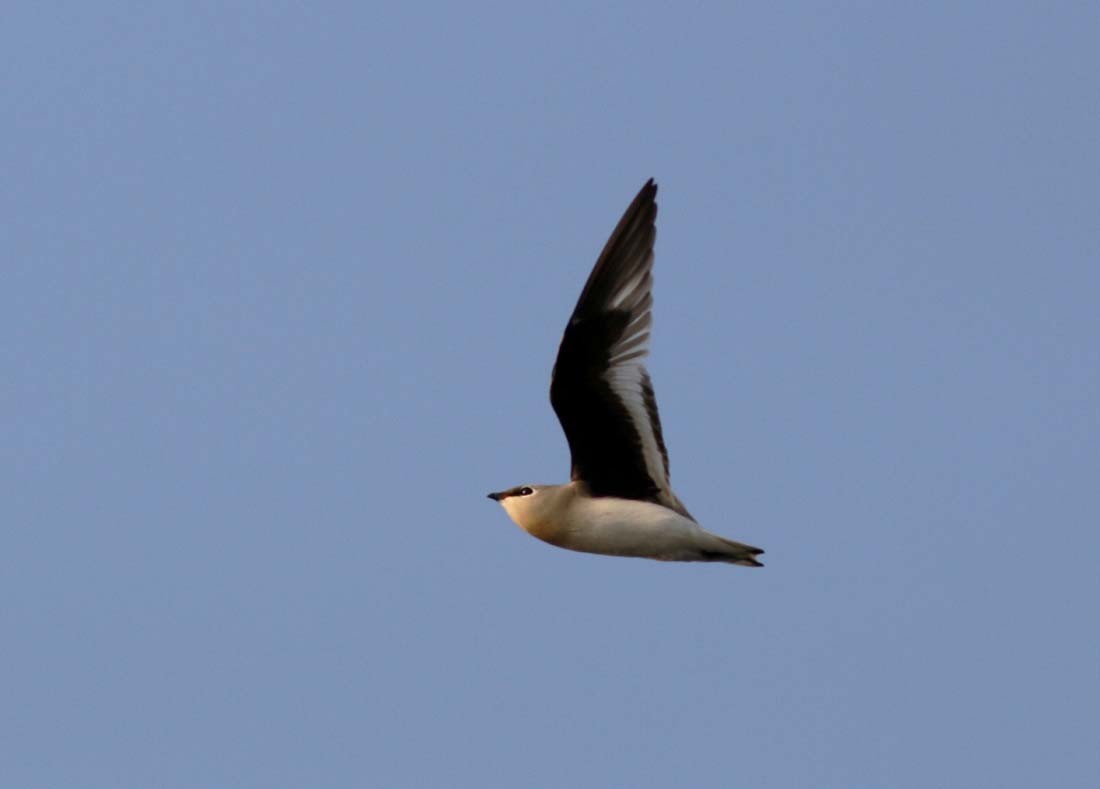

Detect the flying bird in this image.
[488,179,764,567]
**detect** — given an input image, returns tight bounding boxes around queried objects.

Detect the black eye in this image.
[518,487,534,496]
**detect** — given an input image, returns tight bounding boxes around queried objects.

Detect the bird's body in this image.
[491,482,762,565]
[488,180,764,567]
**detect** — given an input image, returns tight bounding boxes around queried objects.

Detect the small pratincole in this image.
[488,180,764,567]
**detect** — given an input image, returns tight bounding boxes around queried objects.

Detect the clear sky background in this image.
[4,4,1098,788]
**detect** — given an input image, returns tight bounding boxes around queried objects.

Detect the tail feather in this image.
[714,535,765,567]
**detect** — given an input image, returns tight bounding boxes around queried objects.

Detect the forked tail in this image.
[714,535,765,567]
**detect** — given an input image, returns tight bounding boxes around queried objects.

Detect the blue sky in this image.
[4,3,1099,787]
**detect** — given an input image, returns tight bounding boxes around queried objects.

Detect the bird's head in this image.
[486,484,561,532]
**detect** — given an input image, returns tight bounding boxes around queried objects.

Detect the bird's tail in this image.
[713,535,765,567]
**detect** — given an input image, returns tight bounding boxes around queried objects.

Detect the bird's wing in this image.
[549,179,692,519]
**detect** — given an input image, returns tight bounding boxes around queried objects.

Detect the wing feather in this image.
[549,179,691,519]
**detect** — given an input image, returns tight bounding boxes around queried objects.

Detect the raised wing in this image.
[549,179,692,519]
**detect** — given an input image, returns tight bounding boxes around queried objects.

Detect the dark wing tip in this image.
[633,178,658,213]
[567,179,659,321]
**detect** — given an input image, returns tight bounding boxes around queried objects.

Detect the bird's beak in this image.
[487,491,504,501]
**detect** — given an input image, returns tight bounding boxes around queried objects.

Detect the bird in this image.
[488,179,764,567]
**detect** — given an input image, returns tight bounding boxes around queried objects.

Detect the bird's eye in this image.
[518,487,534,496]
